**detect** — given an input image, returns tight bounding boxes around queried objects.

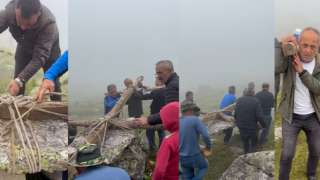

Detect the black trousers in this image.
[239,128,260,154]
[223,128,233,142]
[14,52,61,101]
[279,113,320,179]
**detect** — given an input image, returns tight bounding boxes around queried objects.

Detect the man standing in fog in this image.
[220,86,237,144]
[276,27,320,180]
[255,83,274,145]
[243,82,255,96]
[124,78,144,118]
[180,91,207,117]
[136,60,179,127]
[0,0,62,100]
[234,87,266,154]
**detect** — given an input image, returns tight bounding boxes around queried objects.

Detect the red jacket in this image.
[152,102,179,180]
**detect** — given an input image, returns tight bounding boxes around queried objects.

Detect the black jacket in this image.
[147,73,179,125]
[234,94,266,130]
[141,89,165,114]
[126,90,143,117]
[255,90,274,115]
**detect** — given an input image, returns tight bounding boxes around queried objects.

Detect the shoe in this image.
[223,141,231,145]
[307,176,316,180]
[258,140,268,145]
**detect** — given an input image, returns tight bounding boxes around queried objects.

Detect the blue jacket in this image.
[44,50,68,82]
[75,166,130,180]
[219,93,236,116]
[104,94,121,117]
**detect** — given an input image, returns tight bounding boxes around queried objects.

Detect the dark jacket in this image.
[126,90,143,117]
[148,73,179,125]
[0,0,61,82]
[234,94,266,130]
[255,90,274,115]
[141,88,165,114]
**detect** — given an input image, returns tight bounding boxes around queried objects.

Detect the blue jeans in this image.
[146,129,165,151]
[259,115,272,142]
[179,153,209,180]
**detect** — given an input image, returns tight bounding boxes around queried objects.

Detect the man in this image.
[179,103,211,180]
[234,87,266,154]
[255,83,274,145]
[136,60,179,127]
[68,144,131,180]
[104,84,121,118]
[219,86,237,144]
[276,27,320,180]
[1,0,62,100]
[141,77,166,151]
[124,78,143,118]
[34,50,68,100]
[153,102,179,180]
[275,37,281,112]
[243,82,255,96]
[180,91,207,117]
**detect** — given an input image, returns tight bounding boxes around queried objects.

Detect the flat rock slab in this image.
[218,151,275,180]
[229,146,243,157]
[205,119,236,136]
[0,119,68,175]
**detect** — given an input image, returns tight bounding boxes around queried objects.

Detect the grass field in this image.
[274,90,320,180]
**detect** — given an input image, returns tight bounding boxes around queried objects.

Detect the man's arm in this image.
[255,101,266,128]
[270,93,275,108]
[43,50,68,82]
[196,117,212,150]
[18,23,59,83]
[141,89,154,100]
[0,9,9,33]
[152,139,170,180]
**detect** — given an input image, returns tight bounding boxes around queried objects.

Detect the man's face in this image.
[299,30,319,62]
[155,78,163,86]
[15,8,39,30]
[108,88,117,98]
[189,94,194,100]
[125,79,133,87]
[155,63,173,83]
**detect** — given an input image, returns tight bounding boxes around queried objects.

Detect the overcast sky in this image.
[0,0,68,52]
[275,0,320,40]
[179,0,274,95]
[68,0,179,102]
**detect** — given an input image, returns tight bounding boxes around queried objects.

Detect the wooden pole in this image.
[68,76,144,180]
[104,85,166,95]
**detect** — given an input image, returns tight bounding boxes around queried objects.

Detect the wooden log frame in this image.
[68,76,144,180]
[104,85,166,95]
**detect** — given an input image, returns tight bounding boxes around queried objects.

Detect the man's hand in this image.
[292,53,303,73]
[134,118,149,127]
[33,79,55,101]
[281,35,298,46]
[6,80,20,96]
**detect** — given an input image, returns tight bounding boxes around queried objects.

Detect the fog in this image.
[179,0,275,100]
[0,0,68,52]
[68,0,179,103]
[275,0,320,40]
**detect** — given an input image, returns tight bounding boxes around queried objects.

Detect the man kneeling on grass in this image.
[179,103,212,180]
[152,102,179,180]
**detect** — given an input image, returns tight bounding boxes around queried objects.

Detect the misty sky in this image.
[275,0,320,40]
[179,0,275,95]
[0,0,68,51]
[68,0,179,101]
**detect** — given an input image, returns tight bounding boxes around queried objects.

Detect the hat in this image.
[68,144,107,167]
[180,102,201,112]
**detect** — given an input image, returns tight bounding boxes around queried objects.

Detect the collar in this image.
[165,72,177,86]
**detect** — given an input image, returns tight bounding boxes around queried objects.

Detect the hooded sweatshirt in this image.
[152,102,179,180]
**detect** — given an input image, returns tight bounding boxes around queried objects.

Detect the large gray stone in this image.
[218,151,275,180]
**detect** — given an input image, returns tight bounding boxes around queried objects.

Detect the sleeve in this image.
[0,9,9,34]
[44,50,68,82]
[255,101,266,128]
[147,112,162,125]
[18,22,59,82]
[152,139,170,180]
[299,71,320,96]
[275,42,290,74]
[103,101,107,117]
[141,89,154,100]
[234,100,239,121]
[270,93,275,108]
[196,118,212,150]
[232,96,236,104]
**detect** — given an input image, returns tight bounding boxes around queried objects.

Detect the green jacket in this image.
[275,42,320,124]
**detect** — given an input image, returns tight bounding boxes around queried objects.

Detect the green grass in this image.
[274,90,320,180]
